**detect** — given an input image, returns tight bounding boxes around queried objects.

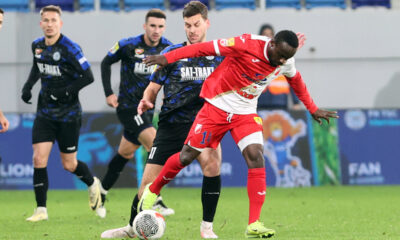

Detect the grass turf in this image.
[0,186,399,239]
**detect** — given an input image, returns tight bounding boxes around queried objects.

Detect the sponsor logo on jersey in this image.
[109,42,119,54]
[134,62,155,74]
[53,51,61,61]
[236,83,264,100]
[242,73,268,85]
[37,63,62,76]
[180,67,215,81]
[219,38,235,47]
[35,48,43,58]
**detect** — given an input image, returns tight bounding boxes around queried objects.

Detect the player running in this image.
[21,5,99,222]
[97,8,173,219]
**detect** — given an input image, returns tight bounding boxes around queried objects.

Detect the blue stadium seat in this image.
[266,0,301,9]
[352,0,390,9]
[169,0,209,11]
[305,0,346,9]
[215,0,255,10]
[0,0,30,12]
[124,0,164,11]
[35,0,75,12]
[101,0,120,11]
[79,0,95,11]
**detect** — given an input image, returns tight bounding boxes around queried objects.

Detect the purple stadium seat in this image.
[35,0,75,12]
[352,0,390,9]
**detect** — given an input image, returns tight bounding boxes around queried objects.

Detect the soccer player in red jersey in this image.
[139,30,338,238]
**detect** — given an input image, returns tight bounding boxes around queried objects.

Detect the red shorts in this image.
[185,102,264,152]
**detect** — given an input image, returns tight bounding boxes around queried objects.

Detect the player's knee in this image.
[203,161,221,177]
[179,153,194,166]
[62,161,77,172]
[32,154,47,167]
[118,150,134,159]
[243,144,265,168]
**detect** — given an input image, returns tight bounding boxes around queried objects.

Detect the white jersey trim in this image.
[251,34,270,61]
[213,40,221,56]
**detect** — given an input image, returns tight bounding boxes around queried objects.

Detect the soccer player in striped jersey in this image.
[21,5,100,222]
[97,9,173,219]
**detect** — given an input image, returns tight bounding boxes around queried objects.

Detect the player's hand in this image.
[143,55,168,68]
[21,88,32,104]
[137,99,154,115]
[106,94,119,108]
[296,32,306,50]
[311,109,339,125]
[0,114,10,133]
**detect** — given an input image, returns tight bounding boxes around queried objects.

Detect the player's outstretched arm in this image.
[143,55,168,67]
[296,32,306,50]
[311,109,339,125]
[137,82,162,115]
[0,110,9,133]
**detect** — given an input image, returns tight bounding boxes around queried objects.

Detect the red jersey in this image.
[164,34,318,114]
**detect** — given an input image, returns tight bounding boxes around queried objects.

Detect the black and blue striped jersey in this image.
[150,42,224,124]
[103,34,172,110]
[31,34,92,122]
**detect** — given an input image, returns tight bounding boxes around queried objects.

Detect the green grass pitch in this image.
[0,186,399,239]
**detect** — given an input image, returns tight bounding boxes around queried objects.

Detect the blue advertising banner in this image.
[338,109,400,185]
[0,113,139,190]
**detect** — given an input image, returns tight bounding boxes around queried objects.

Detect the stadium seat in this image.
[169,0,209,11]
[35,0,75,12]
[79,0,95,11]
[305,0,346,9]
[101,0,120,11]
[215,0,256,10]
[351,0,390,9]
[266,0,301,9]
[0,0,30,12]
[124,0,165,11]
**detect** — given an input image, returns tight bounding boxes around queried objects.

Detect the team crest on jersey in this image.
[109,42,119,54]
[53,51,61,61]
[254,117,262,125]
[35,48,43,58]
[135,48,144,55]
[219,38,235,47]
[195,124,203,134]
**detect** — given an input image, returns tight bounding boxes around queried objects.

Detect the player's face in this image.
[144,17,166,45]
[261,29,274,38]
[0,13,3,30]
[40,11,62,39]
[184,14,210,44]
[268,41,297,67]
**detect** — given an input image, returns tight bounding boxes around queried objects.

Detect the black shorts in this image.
[147,121,193,165]
[117,108,153,145]
[32,116,81,153]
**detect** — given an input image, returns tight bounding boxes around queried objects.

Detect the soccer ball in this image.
[132,210,166,239]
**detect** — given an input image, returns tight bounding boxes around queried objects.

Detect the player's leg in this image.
[230,115,275,238]
[197,145,222,239]
[57,119,101,212]
[26,117,55,222]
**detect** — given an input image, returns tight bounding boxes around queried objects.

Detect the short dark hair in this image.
[275,30,298,49]
[40,5,62,16]
[145,9,166,22]
[0,8,4,14]
[183,1,208,20]
[259,24,274,35]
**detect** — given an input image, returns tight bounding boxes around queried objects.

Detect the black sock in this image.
[33,167,48,207]
[102,153,129,191]
[202,175,221,222]
[129,194,140,226]
[73,160,94,186]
